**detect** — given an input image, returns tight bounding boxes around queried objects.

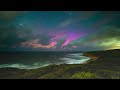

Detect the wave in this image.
[67,53,83,56]
[59,57,90,64]
[0,63,51,69]
[0,53,91,69]
[59,53,90,64]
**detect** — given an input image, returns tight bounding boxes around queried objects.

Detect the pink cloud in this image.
[20,39,57,49]
[61,39,71,47]
[20,31,87,49]
[72,46,77,48]
[21,39,39,46]
[48,31,66,41]
[61,32,87,47]
[67,32,81,40]
[50,41,57,46]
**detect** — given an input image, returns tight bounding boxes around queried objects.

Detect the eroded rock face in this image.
[83,53,99,61]
[83,49,120,62]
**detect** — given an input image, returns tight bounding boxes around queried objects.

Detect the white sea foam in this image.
[0,63,51,69]
[59,58,90,64]
[59,53,90,64]
[0,53,91,69]
[67,53,83,56]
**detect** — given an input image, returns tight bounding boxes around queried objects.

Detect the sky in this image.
[0,11,120,51]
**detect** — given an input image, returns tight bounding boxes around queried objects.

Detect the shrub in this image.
[71,72,100,79]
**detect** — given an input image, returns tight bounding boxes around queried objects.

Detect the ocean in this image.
[0,52,91,69]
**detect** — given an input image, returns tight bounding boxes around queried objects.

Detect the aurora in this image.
[0,11,120,51]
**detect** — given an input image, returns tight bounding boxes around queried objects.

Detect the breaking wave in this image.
[59,53,90,64]
[0,63,52,69]
[0,53,90,69]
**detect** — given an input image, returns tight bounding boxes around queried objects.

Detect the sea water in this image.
[0,52,90,69]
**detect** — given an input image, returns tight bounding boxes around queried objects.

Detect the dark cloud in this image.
[0,11,26,20]
[99,26,120,38]
[0,26,19,48]
[82,25,120,42]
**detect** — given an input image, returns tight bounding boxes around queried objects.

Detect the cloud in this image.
[61,32,87,47]
[60,19,73,28]
[0,11,26,20]
[61,39,71,47]
[72,46,77,48]
[0,11,120,51]
[101,26,120,38]
[98,37,120,49]
[49,31,66,41]
[59,11,98,28]
[82,25,120,43]
[80,37,120,51]
[20,39,57,49]
[0,25,24,48]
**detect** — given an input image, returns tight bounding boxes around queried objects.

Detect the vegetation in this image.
[71,72,100,79]
[0,49,120,79]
